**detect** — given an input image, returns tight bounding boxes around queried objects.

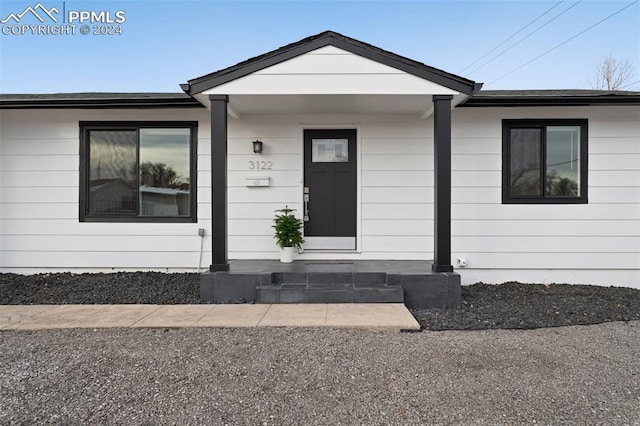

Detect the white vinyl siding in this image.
[451,105,640,286]
[1,104,638,288]
[223,114,433,260]
[203,46,457,96]
[0,108,211,273]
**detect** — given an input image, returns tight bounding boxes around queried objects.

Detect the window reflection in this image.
[86,127,192,218]
[139,128,190,216]
[546,126,580,197]
[509,129,542,196]
[505,122,583,201]
[88,130,137,215]
[312,138,348,162]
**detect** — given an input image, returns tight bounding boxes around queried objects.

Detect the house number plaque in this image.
[248,160,272,170]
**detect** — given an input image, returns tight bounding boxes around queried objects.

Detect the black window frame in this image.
[502,119,588,204]
[79,121,198,222]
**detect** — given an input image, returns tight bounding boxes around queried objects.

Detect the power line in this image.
[488,0,640,86]
[467,0,583,75]
[460,0,565,73]
[618,80,640,90]
[547,159,579,167]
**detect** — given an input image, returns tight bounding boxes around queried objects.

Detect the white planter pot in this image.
[280,247,295,263]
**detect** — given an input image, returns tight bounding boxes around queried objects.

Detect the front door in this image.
[303,129,357,250]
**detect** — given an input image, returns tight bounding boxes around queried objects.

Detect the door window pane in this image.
[546,126,580,197]
[139,128,191,216]
[88,130,137,215]
[312,139,348,162]
[509,128,541,196]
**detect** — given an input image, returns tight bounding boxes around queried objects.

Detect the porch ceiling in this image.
[193,93,469,119]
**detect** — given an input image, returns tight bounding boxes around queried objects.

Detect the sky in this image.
[0,0,638,93]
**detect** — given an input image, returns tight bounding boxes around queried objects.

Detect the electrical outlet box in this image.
[457,257,467,267]
[198,228,205,236]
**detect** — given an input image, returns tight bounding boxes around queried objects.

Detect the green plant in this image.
[273,206,304,249]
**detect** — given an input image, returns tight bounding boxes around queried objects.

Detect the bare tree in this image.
[140,162,183,188]
[591,54,635,90]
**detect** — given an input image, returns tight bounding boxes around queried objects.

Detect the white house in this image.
[1,31,639,304]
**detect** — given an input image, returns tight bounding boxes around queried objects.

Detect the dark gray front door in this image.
[303,129,357,250]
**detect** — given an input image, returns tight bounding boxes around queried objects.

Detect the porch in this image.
[185,31,476,309]
[200,260,460,309]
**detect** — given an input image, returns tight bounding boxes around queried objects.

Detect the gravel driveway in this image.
[2,322,639,425]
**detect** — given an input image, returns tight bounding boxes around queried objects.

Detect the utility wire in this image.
[460,0,565,73]
[547,159,579,167]
[618,80,640,90]
[489,0,640,86]
[467,0,583,75]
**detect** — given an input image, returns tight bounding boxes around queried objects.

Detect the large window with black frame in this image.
[502,119,587,204]
[80,122,197,221]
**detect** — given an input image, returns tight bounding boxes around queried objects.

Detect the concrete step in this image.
[354,273,387,285]
[354,286,404,303]
[306,283,353,290]
[270,272,388,285]
[201,261,461,308]
[257,271,403,304]
[305,288,355,304]
[256,283,404,304]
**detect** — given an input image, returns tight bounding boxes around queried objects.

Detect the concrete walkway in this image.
[0,303,420,332]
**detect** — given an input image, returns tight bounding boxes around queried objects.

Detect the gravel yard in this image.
[412,281,640,330]
[1,323,639,424]
[1,273,639,331]
[0,273,200,305]
[1,273,639,424]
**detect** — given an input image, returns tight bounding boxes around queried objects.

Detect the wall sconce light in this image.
[252,140,263,154]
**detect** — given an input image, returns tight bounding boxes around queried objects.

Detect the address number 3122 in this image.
[248,160,272,170]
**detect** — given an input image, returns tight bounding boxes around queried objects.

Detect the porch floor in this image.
[200,260,461,309]
[222,260,436,274]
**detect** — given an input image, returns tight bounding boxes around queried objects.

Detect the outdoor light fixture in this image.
[252,140,263,154]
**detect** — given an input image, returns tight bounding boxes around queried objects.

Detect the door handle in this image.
[303,188,310,222]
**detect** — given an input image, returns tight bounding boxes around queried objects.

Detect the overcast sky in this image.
[1,0,638,93]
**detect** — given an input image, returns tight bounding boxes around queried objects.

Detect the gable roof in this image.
[182,30,477,96]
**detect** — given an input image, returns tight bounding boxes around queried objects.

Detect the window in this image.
[311,138,348,162]
[502,119,588,204]
[80,122,197,221]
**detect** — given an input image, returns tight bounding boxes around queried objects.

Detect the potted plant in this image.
[273,205,304,263]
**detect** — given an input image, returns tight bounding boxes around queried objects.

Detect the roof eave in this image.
[460,96,640,107]
[0,98,204,109]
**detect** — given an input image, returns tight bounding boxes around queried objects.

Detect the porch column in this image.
[432,95,454,273]
[209,95,230,271]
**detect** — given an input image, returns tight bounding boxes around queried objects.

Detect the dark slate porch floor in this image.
[226,260,436,274]
[200,260,461,309]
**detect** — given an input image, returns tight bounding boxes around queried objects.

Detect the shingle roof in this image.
[2,88,640,109]
[2,89,639,109]
[477,89,640,96]
[461,89,640,106]
[0,92,202,108]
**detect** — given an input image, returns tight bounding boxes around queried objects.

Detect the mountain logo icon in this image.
[1,3,59,24]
